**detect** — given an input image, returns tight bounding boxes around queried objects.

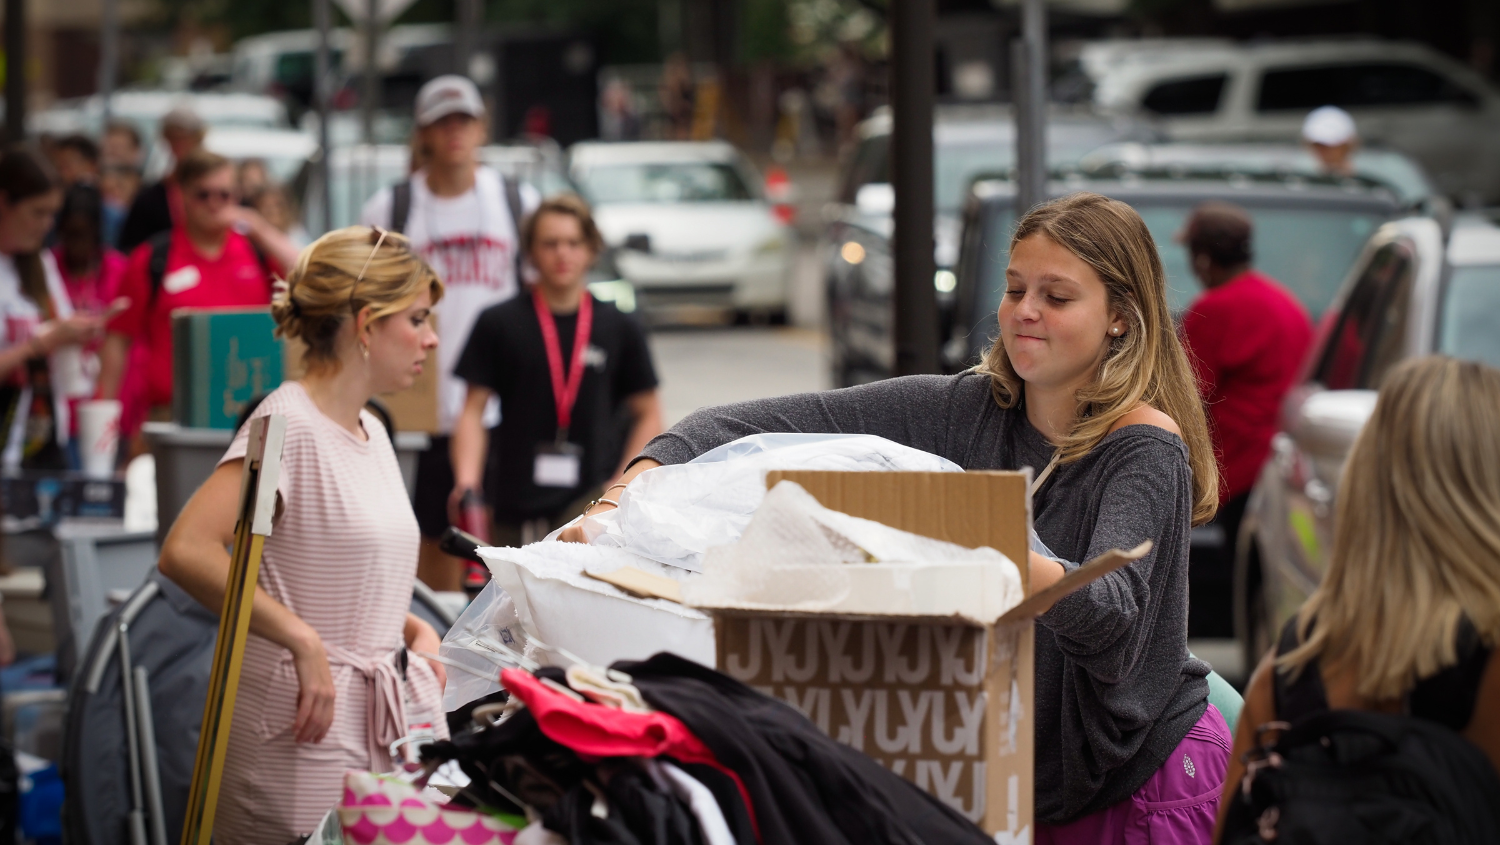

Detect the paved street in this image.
[645,232,834,427]
[649,326,832,427]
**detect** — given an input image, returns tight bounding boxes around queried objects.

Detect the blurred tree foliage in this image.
[482,0,661,63]
[156,0,882,66]
[156,0,659,63]
[745,0,795,62]
[785,0,886,61]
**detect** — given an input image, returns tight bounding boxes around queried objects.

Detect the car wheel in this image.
[735,308,781,326]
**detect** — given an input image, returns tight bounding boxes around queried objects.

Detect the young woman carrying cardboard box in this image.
[564,192,1231,843]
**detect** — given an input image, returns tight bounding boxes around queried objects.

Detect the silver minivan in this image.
[1083,39,1500,205]
[1235,214,1500,668]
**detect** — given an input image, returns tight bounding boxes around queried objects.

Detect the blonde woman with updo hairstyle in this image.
[160,226,446,844]
[571,193,1231,843]
[1220,355,1500,836]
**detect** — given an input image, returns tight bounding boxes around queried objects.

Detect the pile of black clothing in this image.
[424,652,991,845]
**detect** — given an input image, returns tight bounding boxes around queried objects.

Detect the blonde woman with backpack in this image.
[1217,355,1500,844]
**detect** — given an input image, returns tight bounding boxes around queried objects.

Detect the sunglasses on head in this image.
[193,188,233,203]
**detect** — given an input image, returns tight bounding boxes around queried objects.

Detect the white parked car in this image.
[30,91,291,142]
[568,141,792,318]
[1079,39,1500,204]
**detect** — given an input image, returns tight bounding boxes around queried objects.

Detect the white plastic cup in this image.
[77,399,122,479]
[51,345,93,397]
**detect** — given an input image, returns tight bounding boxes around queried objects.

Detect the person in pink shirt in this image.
[1179,201,1313,636]
[96,149,299,444]
[52,184,128,437]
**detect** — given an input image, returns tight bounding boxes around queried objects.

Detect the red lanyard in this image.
[532,287,593,439]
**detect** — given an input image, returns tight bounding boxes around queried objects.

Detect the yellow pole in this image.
[181,414,287,845]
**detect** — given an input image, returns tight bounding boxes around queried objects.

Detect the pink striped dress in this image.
[212,381,447,843]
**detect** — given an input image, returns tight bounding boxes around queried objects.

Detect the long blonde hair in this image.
[975,192,1218,525]
[271,226,444,369]
[1278,356,1500,700]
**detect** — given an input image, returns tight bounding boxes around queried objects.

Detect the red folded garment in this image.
[501,668,761,842]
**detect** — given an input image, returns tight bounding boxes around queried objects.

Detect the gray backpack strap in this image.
[502,175,526,281]
[390,180,412,234]
[503,176,524,233]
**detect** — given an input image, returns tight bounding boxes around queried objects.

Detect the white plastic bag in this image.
[482,542,716,668]
[438,580,532,712]
[581,433,962,572]
[683,480,1024,622]
[441,433,965,708]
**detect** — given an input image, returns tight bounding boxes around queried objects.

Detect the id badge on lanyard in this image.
[533,288,593,489]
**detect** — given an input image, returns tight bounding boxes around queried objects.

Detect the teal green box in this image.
[172,308,285,429]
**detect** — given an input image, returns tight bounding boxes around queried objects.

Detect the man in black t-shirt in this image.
[117,107,205,254]
[452,194,662,546]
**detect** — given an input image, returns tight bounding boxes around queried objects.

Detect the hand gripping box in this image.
[690,469,1146,845]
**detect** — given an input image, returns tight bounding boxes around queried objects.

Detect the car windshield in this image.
[579,163,754,204]
[1438,265,1500,368]
[847,121,1138,212]
[936,136,1126,212]
[975,200,1385,321]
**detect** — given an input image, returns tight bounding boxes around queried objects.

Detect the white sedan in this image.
[569,141,792,318]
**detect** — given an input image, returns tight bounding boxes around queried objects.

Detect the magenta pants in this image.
[1037,704,1231,845]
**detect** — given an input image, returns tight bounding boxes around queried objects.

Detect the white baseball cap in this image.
[1301,106,1357,146]
[415,75,486,127]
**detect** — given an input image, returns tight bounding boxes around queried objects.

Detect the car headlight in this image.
[754,235,787,255]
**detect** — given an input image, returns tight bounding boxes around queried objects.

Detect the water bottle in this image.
[457,489,491,594]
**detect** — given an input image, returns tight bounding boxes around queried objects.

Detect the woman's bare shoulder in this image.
[1110,405,1183,437]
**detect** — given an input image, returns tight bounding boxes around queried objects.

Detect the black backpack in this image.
[1221,625,1500,845]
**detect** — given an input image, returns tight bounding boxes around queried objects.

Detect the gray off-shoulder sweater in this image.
[638,371,1210,824]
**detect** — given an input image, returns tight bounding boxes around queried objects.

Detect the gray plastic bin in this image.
[143,422,428,545]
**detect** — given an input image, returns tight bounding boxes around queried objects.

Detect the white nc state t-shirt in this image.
[361,166,539,433]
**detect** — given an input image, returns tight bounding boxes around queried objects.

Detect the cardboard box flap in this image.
[585,567,684,602]
[995,540,1151,625]
[597,540,1151,625]
[602,472,1151,626]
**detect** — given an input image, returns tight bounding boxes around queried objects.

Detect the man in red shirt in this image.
[97,149,298,435]
[1179,202,1313,637]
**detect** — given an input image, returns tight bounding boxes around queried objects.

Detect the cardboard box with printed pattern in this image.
[685,469,1146,844]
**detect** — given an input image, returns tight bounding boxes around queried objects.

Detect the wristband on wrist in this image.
[582,496,620,516]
